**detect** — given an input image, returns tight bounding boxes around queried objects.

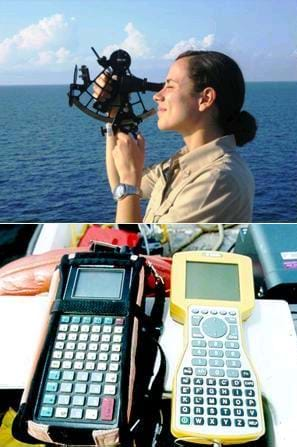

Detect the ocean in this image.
[0,82,296,223]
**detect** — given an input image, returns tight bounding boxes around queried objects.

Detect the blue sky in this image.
[0,0,296,84]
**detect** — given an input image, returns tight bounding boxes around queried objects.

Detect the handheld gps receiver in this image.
[32,254,136,442]
[170,251,265,445]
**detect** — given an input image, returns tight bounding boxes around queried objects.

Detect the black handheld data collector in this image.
[13,249,166,447]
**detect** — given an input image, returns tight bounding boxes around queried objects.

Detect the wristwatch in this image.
[112,183,142,201]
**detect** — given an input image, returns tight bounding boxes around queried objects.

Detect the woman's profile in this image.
[94,50,257,223]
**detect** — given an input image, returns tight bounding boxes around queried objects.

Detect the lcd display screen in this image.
[186,261,240,301]
[72,268,124,300]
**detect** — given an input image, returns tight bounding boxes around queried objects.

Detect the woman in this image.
[95,50,256,223]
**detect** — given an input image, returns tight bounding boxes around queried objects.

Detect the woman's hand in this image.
[93,72,118,118]
[93,72,113,101]
[112,132,145,187]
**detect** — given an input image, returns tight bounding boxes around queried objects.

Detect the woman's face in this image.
[153,58,202,134]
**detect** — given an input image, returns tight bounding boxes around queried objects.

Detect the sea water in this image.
[0,82,296,222]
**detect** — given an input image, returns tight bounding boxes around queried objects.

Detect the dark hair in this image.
[176,50,257,147]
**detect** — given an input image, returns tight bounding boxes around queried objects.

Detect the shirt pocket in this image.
[144,176,166,219]
[148,171,204,221]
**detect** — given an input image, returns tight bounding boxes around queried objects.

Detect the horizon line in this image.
[0,80,297,87]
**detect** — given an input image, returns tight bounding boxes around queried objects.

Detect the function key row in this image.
[183,367,240,378]
[60,316,124,325]
[182,369,252,380]
[191,308,237,316]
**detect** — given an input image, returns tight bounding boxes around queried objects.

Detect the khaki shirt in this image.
[141,135,254,223]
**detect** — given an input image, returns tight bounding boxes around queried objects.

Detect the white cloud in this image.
[56,47,71,64]
[163,34,215,60]
[0,39,12,64]
[0,14,74,67]
[202,34,215,48]
[34,47,71,66]
[101,22,151,58]
[35,51,54,66]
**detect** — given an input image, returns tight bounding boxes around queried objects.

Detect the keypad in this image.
[37,314,124,425]
[176,306,262,434]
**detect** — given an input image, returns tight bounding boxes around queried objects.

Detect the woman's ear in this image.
[197,87,217,112]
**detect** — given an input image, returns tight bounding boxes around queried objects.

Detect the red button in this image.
[115,318,124,325]
[100,397,115,421]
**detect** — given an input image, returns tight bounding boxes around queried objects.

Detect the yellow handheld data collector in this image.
[170,251,265,445]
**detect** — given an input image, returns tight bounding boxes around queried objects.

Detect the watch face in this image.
[114,184,126,200]
[113,183,140,201]
[118,184,125,196]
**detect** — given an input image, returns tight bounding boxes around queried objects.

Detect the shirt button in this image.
[184,169,191,176]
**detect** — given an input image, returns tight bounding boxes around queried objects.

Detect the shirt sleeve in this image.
[155,169,252,223]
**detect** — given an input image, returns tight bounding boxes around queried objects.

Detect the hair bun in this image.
[228,110,257,147]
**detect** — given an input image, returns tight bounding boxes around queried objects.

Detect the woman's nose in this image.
[153,88,164,103]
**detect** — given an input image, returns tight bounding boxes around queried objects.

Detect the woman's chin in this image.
[157,118,174,131]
